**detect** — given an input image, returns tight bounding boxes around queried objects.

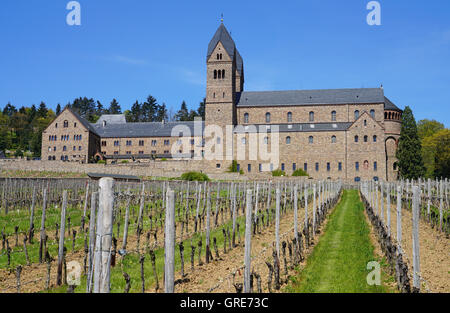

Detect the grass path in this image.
[286,190,394,293]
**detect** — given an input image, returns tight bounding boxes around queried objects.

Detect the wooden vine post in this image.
[57,190,68,286]
[165,188,175,293]
[412,186,421,292]
[244,189,253,293]
[275,188,280,258]
[93,178,115,293]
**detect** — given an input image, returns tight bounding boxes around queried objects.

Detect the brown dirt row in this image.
[169,196,339,293]
[379,198,449,293]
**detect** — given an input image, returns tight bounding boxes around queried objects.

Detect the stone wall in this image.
[0,159,244,181]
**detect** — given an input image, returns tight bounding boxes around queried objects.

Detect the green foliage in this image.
[228,160,238,172]
[97,160,106,164]
[417,119,444,140]
[433,129,450,178]
[120,160,129,164]
[239,169,244,175]
[272,169,286,177]
[161,158,167,161]
[292,169,309,177]
[180,171,210,181]
[396,106,426,179]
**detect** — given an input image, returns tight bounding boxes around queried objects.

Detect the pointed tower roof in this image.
[207,23,236,61]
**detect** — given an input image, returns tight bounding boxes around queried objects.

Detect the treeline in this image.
[396,106,449,179]
[0,95,206,157]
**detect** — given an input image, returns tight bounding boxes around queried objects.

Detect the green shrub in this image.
[180,171,210,181]
[120,160,129,164]
[161,158,167,161]
[272,169,286,177]
[292,169,308,177]
[97,160,106,164]
[239,169,244,175]
[228,160,238,172]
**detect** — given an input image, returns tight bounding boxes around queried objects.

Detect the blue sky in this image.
[0,0,449,126]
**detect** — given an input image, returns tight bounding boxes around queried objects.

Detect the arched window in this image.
[363,160,369,170]
[266,112,271,123]
[354,110,360,120]
[373,135,377,142]
[287,112,292,123]
[364,120,367,126]
[244,113,249,123]
[214,70,217,79]
[355,162,359,171]
[55,123,58,128]
[309,136,314,144]
[222,69,225,79]
[218,70,221,79]
[331,111,336,121]
[364,135,368,142]
[286,136,291,144]
[217,53,220,60]
[331,136,337,143]
[63,146,67,151]
[79,135,82,140]
[354,135,359,143]
[74,122,77,128]
[370,109,375,118]
[220,53,222,60]
[309,111,314,122]
[385,112,388,119]
[63,120,69,128]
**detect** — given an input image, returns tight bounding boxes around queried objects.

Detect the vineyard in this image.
[0,177,448,293]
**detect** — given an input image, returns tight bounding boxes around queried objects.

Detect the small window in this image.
[237,164,240,172]
[287,112,292,123]
[217,137,221,144]
[327,162,331,172]
[102,141,106,147]
[338,162,342,171]
[74,122,77,128]
[244,113,249,123]
[309,136,313,144]
[293,163,296,171]
[164,140,170,146]
[286,136,291,144]
[370,110,375,118]
[79,146,82,151]
[355,162,359,171]
[364,120,367,126]
[73,146,76,151]
[354,110,360,120]
[55,123,58,128]
[331,136,337,143]
[216,163,221,169]
[248,164,251,172]
[63,120,69,128]
[139,151,144,155]
[304,163,307,172]
[331,111,336,121]
[281,163,285,171]
[259,164,262,172]
[354,177,361,182]
[63,146,67,151]
[264,137,269,144]
[190,139,195,145]
[266,112,271,123]
[309,112,314,122]
[214,70,217,79]
[374,161,378,171]
[364,135,368,143]
[373,176,379,181]
[152,140,157,146]
[373,135,377,142]
[139,140,145,146]
[315,163,319,172]
[355,135,359,143]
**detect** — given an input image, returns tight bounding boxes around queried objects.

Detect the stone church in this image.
[41,22,403,181]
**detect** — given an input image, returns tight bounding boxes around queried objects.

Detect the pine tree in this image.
[142,95,158,122]
[108,99,122,114]
[56,103,61,115]
[130,101,142,122]
[155,103,168,122]
[396,106,426,179]
[197,98,206,120]
[174,101,190,121]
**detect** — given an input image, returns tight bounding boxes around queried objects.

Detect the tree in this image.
[396,106,426,179]
[197,98,206,120]
[142,95,158,122]
[108,99,122,114]
[129,101,142,122]
[3,102,17,118]
[37,102,48,118]
[56,103,62,115]
[174,101,190,121]
[433,129,450,178]
[155,103,168,122]
[417,119,444,140]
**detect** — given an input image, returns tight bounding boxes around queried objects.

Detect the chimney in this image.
[162,119,165,125]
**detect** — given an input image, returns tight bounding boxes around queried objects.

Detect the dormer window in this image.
[266,112,271,123]
[370,109,375,118]
[287,112,292,123]
[244,113,249,123]
[309,111,314,122]
[354,110,360,120]
[331,111,336,121]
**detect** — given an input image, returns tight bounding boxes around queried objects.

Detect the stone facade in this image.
[40,23,403,182]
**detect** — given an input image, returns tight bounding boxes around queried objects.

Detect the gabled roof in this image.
[236,88,386,107]
[96,114,126,125]
[92,121,204,138]
[207,23,236,61]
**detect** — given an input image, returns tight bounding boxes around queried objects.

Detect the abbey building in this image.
[41,23,403,181]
